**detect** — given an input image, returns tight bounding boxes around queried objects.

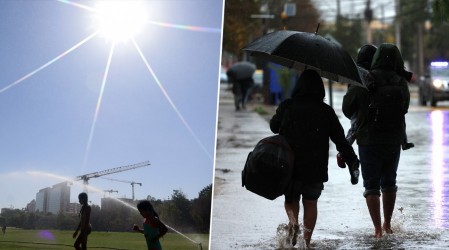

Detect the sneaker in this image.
[291,224,300,246]
[402,142,415,150]
[336,153,346,168]
[349,159,360,185]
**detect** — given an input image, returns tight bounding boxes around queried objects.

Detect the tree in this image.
[433,0,449,24]
[398,0,430,74]
[279,0,321,33]
[330,15,364,59]
[223,0,260,60]
[190,184,212,233]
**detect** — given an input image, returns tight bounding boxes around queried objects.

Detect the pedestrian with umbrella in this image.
[244,29,361,247]
[270,69,360,247]
[226,61,255,110]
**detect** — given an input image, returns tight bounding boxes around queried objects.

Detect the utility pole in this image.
[337,0,340,17]
[364,0,373,44]
[395,0,401,50]
[417,22,425,77]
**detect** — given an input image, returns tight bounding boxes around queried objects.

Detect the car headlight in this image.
[433,79,443,88]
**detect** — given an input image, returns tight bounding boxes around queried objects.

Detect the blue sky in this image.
[0,0,223,209]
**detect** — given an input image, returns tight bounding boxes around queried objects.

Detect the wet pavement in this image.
[210,84,449,249]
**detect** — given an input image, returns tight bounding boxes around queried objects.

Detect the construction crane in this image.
[101,177,142,200]
[103,189,118,197]
[75,161,150,191]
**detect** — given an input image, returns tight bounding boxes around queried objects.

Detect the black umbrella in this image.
[243,30,364,87]
[226,61,256,81]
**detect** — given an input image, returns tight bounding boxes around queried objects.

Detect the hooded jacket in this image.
[342,45,375,132]
[343,43,410,146]
[270,69,357,183]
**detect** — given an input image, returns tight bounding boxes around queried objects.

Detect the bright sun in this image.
[93,1,148,43]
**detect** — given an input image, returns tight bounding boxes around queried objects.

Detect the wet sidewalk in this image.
[210,85,449,249]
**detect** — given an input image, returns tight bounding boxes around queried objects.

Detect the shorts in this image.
[284,181,323,202]
[358,144,401,197]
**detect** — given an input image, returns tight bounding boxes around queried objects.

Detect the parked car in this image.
[220,66,228,83]
[253,69,263,87]
[248,69,264,103]
[419,61,449,107]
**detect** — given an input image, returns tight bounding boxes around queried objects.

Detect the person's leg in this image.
[302,199,318,247]
[232,82,241,110]
[74,234,82,250]
[284,200,300,226]
[365,194,382,238]
[241,87,250,110]
[82,233,88,250]
[382,191,396,233]
[380,145,400,234]
[284,199,300,245]
[233,93,240,110]
[359,145,383,238]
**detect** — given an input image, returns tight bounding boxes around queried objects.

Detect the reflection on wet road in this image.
[430,110,449,229]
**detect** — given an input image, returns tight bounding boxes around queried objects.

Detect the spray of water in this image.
[26,171,203,249]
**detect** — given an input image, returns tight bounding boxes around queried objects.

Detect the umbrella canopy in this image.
[243,30,364,87]
[226,61,256,81]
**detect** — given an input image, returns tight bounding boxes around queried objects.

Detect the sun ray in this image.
[132,38,213,162]
[146,20,221,33]
[83,43,116,168]
[55,0,95,12]
[0,32,98,94]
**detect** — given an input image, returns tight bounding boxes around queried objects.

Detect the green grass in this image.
[253,106,269,115]
[0,228,208,250]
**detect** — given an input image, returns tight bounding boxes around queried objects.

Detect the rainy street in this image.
[211,84,449,249]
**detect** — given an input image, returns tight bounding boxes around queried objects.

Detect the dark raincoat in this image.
[342,45,376,136]
[343,43,410,146]
[270,69,357,183]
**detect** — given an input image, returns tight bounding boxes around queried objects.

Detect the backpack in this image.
[241,134,295,200]
[366,71,405,132]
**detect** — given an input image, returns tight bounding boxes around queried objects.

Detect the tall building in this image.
[36,187,50,212]
[35,182,71,214]
[67,202,81,214]
[26,199,36,213]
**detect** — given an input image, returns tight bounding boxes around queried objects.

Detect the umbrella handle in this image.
[315,23,320,35]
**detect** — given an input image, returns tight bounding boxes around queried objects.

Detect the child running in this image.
[133,200,168,250]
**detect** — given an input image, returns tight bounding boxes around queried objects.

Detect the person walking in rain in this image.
[337,44,378,167]
[226,62,255,111]
[133,200,168,250]
[343,43,410,238]
[270,69,360,247]
[73,192,91,250]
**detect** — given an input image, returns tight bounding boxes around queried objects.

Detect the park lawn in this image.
[0,228,208,250]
